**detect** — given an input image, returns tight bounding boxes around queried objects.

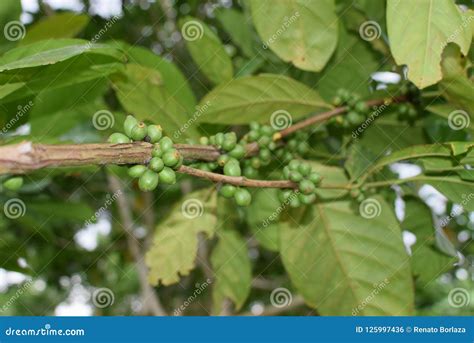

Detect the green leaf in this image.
[146,189,217,286]
[215,8,255,57]
[387,0,472,88]
[112,64,200,141]
[427,104,474,133]
[307,161,349,199]
[211,230,252,312]
[246,189,281,251]
[424,176,474,211]
[179,16,233,85]
[197,74,331,124]
[280,197,414,315]
[21,13,89,45]
[249,0,338,72]
[318,24,379,100]
[402,197,455,286]
[120,44,197,114]
[0,0,22,47]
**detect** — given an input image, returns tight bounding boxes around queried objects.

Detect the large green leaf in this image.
[280,198,414,315]
[403,197,456,286]
[21,13,89,45]
[387,0,472,88]
[112,64,199,141]
[318,24,379,100]
[211,230,252,312]
[424,176,474,211]
[197,74,331,124]
[0,0,22,48]
[120,44,197,114]
[179,16,233,85]
[146,190,217,286]
[215,8,255,57]
[249,0,338,72]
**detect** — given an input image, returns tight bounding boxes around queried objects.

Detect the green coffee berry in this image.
[308,172,321,185]
[223,160,241,177]
[159,137,174,151]
[222,139,236,152]
[260,125,273,137]
[108,133,131,144]
[220,184,236,198]
[258,135,271,147]
[249,122,260,131]
[259,148,271,162]
[287,139,298,151]
[248,130,260,142]
[288,160,300,171]
[124,115,138,137]
[298,163,311,176]
[138,170,159,192]
[128,165,148,178]
[283,166,290,179]
[407,107,417,118]
[298,193,316,205]
[3,176,23,191]
[207,161,217,170]
[217,154,230,167]
[147,124,163,143]
[149,157,165,172]
[289,171,303,182]
[234,188,252,206]
[279,190,293,203]
[250,157,261,169]
[175,155,184,169]
[243,166,258,179]
[354,101,368,113]
[296,142,309,155]
[398,104,408,114]
[162,149,180,168]
[159,167,176,184]
[268,141,277,151]
[215,132,225,147]
[228,144,246,159]
[199,136,209,145]
[131,122,147,141]
[347,111,362,125]
[299,179,316,195]
[152,144,163,158]
[332,96,343,106]
[289,195,301,208]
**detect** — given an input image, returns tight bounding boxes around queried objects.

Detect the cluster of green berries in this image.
[276,130,311,163]
[2,176,23,191]
[109,115,182,192]
[240,122,277,178]
[331,89,370,128]
[279,160,321,207]
[396,103,418,122]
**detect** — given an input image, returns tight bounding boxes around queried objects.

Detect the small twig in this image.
[107,174,167,316]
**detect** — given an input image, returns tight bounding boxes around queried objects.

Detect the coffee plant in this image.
[0,0,472,317]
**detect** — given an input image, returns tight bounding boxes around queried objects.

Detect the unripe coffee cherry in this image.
[354,101,368,113]
[149,157,165,172]
[223,160,241,177]
[249,122,260,131]
[215,132,225,147]
[308,172,321,185]
[228,144,246,159]
[247,130,259,142]
[250,157,261,169]
[220,184,236,198]
[139,170,159,192]
[162,149,180,168]
[158,167,176,184]
[234,188,252,206]
[131,122,147,141]
[289,171,303,182]
[299,179,316,195]
[259,148,271,162]
[298,163,311,176]
[128,165,147,178]
[152,145,163,158]
[289,195,301,208]
[288,160,301,171]
[260,125,273,137]
[3,176,23,191]
[217,154,230,167]
[298,193,316,205]
[124,115,138,137]
[108,133,131,144]
[159,137,174,151]
[243,166,258,178]
[147,125,163,143]
[199,136,209,145]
